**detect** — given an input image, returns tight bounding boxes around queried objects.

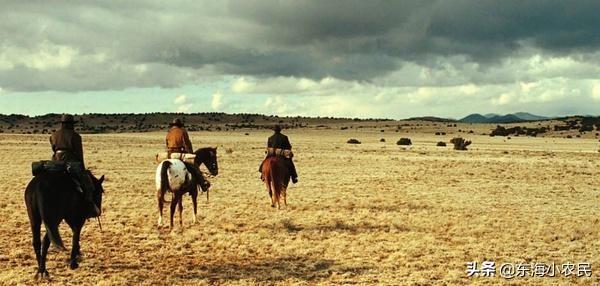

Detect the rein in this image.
[96,217,103,232]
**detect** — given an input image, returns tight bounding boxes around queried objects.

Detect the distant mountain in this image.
[483,113,500,118]
[407,116,457,122]
[492,114,522,123]
[459,114,489,123]
[513,112,548,121]
[459,112,548,123]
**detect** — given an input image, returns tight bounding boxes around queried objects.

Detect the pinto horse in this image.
[24,171,105,279]
[261,156,290,209]
[155,147,218,228]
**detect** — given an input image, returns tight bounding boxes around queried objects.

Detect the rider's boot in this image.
[288,159,298,184]
[74,173,101,218]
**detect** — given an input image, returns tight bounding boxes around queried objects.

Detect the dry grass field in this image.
[0,126,599,285]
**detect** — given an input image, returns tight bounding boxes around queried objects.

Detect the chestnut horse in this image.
[155,147,218,228]
[261,156,290,209]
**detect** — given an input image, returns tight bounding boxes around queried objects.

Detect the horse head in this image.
[194,147,218,176]
[89,173,106,216]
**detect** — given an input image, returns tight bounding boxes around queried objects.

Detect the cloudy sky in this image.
[1,1,599,119]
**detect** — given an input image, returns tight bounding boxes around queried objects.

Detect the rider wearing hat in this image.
[262,124,298,184]
[50,114,101,218]
[166,118,193,154]
[164,118,207,192]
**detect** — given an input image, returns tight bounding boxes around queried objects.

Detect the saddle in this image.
[266,148,293,159]
[31,160,83,176]
[155,152,196,164]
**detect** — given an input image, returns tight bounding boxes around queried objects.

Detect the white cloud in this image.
[459,84,479,95]
[0,41,78,71]
[211,91,224,110]
[174,94,193,112]
[174,94,187,104]
[177,104,193,113]
[592,83,600,101]
[264,96,287,114]
[493,92,516,105]
[231,77,253,93]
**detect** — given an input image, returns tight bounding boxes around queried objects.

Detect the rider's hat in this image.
[59,114,78,124]
[169,118,184,127]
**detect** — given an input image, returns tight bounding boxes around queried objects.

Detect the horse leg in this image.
[191,190,198,224]
[268,182,275,208]
[169,193,180,229]
[157,190,164,227]
[28,208,48,279]
[272,181,279,209]
[39,233,51,278]
[178,196,183,228]
[67,220,84,270]
[283,188,287,207]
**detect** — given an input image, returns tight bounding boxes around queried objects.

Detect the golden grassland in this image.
[0,127,599,285]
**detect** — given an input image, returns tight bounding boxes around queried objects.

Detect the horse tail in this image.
[42,220,66,251]
[29,176,67,251]
[160,161,172,204]
[36,195,66,250]
[269,159,282,205]
[263,164,273,194]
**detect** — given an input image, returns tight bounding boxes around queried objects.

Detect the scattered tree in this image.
[450,137,471,150]
[397,138,412,145]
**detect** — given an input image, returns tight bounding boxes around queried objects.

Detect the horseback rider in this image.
[261,125,298,184]
[165,118,207,191]
[166,118,193,154]
[49,114,101,218]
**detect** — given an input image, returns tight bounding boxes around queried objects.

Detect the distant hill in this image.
[406,116,456,122]
[459,112,548,123]
[513,112,548,121]
[483,113,500,118]
[459,114,489,123]
[0,112,394,134]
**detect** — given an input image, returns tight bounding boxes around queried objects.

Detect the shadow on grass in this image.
[281,218,408,234]
[175,255,370,283]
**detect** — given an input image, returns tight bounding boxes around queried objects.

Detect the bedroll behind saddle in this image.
[32,160,83,176]
[266,148,293,159]
[155,152,196,164]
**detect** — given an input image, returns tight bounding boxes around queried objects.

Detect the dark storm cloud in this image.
[1,0,599,91]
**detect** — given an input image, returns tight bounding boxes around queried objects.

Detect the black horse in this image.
[24,170,105,278]
[157,147,218,228]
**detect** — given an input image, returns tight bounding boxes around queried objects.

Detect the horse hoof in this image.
[270,204,275,208]
[35,270,50,280]
[70,261,79,270]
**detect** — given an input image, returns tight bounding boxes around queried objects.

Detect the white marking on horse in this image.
[155,159,188,192]
[155,159,196,227]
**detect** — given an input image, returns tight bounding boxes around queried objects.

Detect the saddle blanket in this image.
[155,152,196,164]
[31,160,83,176]
[266,148,293,158]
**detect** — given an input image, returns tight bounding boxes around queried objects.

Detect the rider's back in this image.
[166,126,193,153]
[50,127,83,163]
[268,133,292,150]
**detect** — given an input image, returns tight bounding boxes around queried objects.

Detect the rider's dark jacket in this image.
[267,132,292,150]
[265,131,297,180]
[50,125,84,166]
